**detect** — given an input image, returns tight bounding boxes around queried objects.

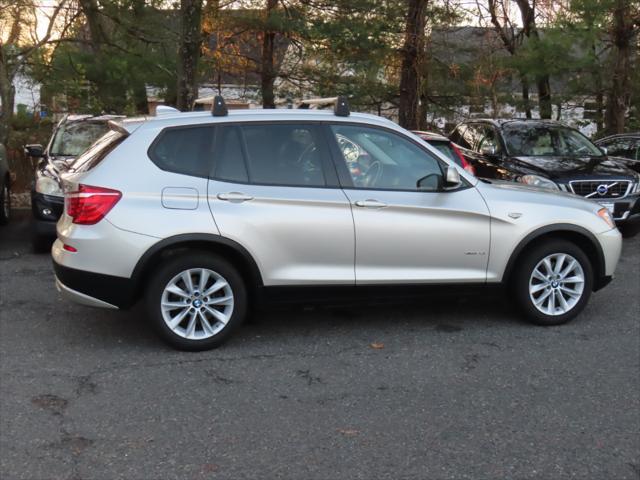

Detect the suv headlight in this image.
[35,176,63,196]
[518,174,559,191]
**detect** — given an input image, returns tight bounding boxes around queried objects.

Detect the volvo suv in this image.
[449,119,640,235]
[53,98,622,350]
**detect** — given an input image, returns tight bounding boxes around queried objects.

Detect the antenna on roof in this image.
[212,95,228,117]
[334,96,350,117]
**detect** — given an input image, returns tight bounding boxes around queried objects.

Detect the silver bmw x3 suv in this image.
[53,97,622,350]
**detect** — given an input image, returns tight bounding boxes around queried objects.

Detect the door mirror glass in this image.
[444,166,461,188]
[24,144,44,158]
[599,146,608,155]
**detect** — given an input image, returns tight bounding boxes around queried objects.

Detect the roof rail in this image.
[212,95,228,117]
[155,105,180,116]
[334,96,350,117]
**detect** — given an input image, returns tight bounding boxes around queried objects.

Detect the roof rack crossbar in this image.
[212,95,228,117]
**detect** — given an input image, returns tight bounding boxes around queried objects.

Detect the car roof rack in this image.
[334,96,350,117]
[212,95,228,117]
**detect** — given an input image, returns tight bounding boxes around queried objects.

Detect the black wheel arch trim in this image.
[130,233,264,292]
[502,223,608,291]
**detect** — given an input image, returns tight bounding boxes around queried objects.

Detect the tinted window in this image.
[213,126,248,183]
[149,126,214,177]
[330,125,442,191]
[430,141,463,167]
[602,138,640,160]
[241,124,326,187]
[450,125,469,148]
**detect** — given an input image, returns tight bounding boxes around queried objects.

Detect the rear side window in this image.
[212,123,327,187]
[149,126,214,177]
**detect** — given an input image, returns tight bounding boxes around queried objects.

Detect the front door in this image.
[327,123,491,284]
[207,123,355,286]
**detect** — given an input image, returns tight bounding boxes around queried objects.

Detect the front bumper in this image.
[592,192,640,224]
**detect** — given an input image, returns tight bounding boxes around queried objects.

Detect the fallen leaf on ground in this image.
[337,429,360,436]
[370,342,384,349]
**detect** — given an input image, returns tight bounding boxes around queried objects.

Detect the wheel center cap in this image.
[193,299,203,308]
[551,281,559,288]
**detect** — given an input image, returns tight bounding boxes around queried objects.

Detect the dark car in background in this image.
[24,114,123,250]
[449,119,640,234]
[595,133,640,172]
[0,142,11,225]
[412,130,476,175]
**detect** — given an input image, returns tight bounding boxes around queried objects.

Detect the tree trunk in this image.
[261,0,278,109]
[604,0,632,134]
[398,0,427,130]
[515,0,552,119]
[176,0,203,111]
[520,74,532,119]
[0,71,15,146]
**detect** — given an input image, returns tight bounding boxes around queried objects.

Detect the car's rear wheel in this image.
[145,252,247,350]
[0,178,10,225]
[514,240,593,326]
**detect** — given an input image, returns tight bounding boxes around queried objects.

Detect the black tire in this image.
[0,178,10,225]
[145,251,248,351]
[513,239,593,326]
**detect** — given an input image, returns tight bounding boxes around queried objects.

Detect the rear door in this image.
[207,123,355,286]
[327,123,490,284]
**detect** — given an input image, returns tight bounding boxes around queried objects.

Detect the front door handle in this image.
[217,192,254,202]
[354,199,387,209]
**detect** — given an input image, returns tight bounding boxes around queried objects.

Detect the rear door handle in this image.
[354,199,387,209]
[217,192,254,202]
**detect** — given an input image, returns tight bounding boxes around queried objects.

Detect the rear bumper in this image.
[53,261,135,309]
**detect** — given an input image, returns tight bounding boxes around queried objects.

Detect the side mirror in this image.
[444,166,461,189]
[24,144,44,158]
[599,146,608,155]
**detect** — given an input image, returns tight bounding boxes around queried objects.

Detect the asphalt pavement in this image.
[1,210,639,480]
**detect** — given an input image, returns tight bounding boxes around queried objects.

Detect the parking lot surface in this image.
[1,210,639,480]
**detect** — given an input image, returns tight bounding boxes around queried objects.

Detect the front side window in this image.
[503,125,603,157]
[50,121,111,157]
[603,138,639,160]
[149,126,214,177]
[330,125,442,191]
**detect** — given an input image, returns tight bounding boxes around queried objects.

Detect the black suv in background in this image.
[0,142,11,225]
[595,133,640,169]
[24,114,122,250]
[450,119,640,234]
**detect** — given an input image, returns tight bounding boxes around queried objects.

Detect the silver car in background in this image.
[52,98,622,350]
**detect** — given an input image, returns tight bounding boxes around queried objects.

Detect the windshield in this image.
[503,125,603,157]
[69,130,126,173]
[50,121,110,157]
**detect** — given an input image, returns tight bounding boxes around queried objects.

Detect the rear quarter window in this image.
[149,126,214,177]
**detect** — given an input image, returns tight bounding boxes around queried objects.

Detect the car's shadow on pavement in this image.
[96,289,522,353]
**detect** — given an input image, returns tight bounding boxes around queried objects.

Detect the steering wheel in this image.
[362,160,383,188]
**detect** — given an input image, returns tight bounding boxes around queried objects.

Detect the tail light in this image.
[451,143,476,176]
[65,184,122,225]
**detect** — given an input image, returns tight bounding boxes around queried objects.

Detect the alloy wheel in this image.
[529,253,585,316]
[160,268,234,340]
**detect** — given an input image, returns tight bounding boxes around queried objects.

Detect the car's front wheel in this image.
[514,240,593,326]
[145,252,247,350]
